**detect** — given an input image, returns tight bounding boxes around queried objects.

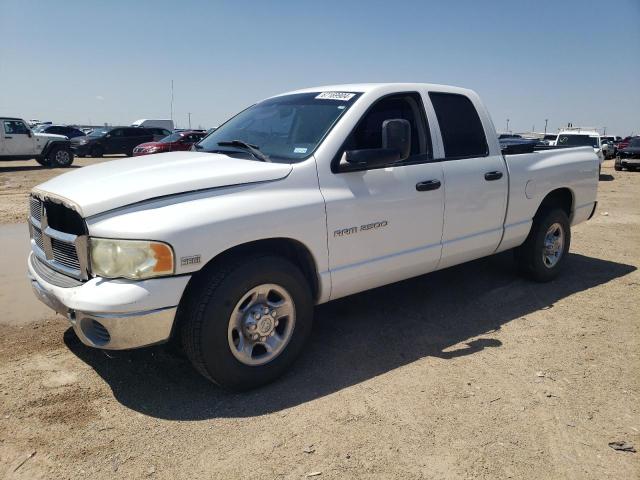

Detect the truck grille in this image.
[29,196,89,281]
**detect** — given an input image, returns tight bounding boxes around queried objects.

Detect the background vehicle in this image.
[600,135,620,159]
[26,83,599,390]
[70,126,153,157]
[131,119,175,130]
[615,136,640,171]
[34,124,86,139]
[144,127,173,141]
[555,129,604,164]
[542,133,558,145]
[133,130,206,156]
[0,117,74,167]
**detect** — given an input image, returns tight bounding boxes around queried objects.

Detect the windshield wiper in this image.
[217,140,271,162]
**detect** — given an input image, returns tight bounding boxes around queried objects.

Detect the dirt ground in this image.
[0,158,638,479]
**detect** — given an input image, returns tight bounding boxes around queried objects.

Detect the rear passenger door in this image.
[105,128,126,154]
[428,92,508,269]
[124,128,150,154]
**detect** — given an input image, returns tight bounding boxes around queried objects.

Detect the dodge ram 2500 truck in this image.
[27,83,599,390]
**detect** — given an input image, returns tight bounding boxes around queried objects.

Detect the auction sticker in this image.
[315,92,356,101]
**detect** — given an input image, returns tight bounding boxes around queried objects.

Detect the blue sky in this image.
[1,0,638,135]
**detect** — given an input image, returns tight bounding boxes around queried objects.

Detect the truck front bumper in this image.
[28,253,190,350]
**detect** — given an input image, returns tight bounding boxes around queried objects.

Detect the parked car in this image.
[133,130,206,156]
[600,135,620,159]
[70,127,154,157]
[556,129,604,165]
[0,117,74,167]
[34,124,86,139]
[616,136,634,151]
[131,119,175,130]
[26,83,599,390]
[615,137,640,171]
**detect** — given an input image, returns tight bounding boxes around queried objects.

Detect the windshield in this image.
[159,132,182,143]
[544,134,557,140]
[197,92,361,162]
[89,128,110,137]
[556,134,599,148]
[629,138,640,148]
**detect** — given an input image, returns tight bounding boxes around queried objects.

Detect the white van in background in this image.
[131,119,175,130]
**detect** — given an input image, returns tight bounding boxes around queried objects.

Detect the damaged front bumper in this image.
[28,253,190,350]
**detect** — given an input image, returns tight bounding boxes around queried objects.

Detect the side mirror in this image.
[27,130,33,138]
[382,118,411,161]
[342,118,411,171]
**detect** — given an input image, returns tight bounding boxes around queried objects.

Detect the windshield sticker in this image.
[315,92,356,101]
[294,147,308,154]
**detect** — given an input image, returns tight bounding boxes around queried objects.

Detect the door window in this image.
[429,93,488,159]
[3,120,29,135]
[340,93,430,165]
[110,129,124,137]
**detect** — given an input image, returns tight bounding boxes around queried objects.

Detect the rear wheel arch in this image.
[536,187,574,221]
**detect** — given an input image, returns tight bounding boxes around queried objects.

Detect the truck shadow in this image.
[64,252,635,420]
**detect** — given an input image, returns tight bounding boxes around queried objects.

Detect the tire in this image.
[516,208,571,282]
[91,146,104,158]
[614,162,622,171]
[35,157,50,167]
[46,145,74,167]
[179,255,313,391]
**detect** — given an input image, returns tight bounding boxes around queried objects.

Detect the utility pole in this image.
[170,80,174,123]
[188,112,192,129]
[544,119,548,135]
[603,126,607,135]
[506,118,510,132]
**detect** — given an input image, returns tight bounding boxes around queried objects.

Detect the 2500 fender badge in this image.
[334,220,388,237]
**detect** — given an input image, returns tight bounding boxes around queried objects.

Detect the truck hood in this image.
[33,151,293,217]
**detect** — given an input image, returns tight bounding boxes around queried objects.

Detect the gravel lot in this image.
[0,158,638,479]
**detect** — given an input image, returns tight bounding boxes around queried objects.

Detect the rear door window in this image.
[429,92,488,159]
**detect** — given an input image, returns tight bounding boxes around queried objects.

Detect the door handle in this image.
[4,136,12,139]
[416,179,441,191]
[484,171,503,181]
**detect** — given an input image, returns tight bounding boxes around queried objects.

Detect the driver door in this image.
[2,120,34,157]
[317,92,445,300]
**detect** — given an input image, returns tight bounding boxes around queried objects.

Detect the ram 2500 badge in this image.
[27,83,599,390]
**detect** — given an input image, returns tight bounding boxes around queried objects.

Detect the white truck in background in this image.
[27,83,599,390]
[555,128,604,165]
[131,119,175,130]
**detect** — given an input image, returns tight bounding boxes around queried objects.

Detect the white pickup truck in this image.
[27,83,599,390]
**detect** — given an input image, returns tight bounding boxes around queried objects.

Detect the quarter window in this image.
[429,92,488,158]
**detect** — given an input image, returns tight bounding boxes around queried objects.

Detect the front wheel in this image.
[516,208,571,282]
[179,255,313,391]
[46,146,74,167]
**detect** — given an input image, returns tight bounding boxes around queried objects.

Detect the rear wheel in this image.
[90,145,104,158]
[179,255,313,391]
[516,208,571,282]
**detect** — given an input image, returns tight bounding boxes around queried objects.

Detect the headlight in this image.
[90,238,174,280]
